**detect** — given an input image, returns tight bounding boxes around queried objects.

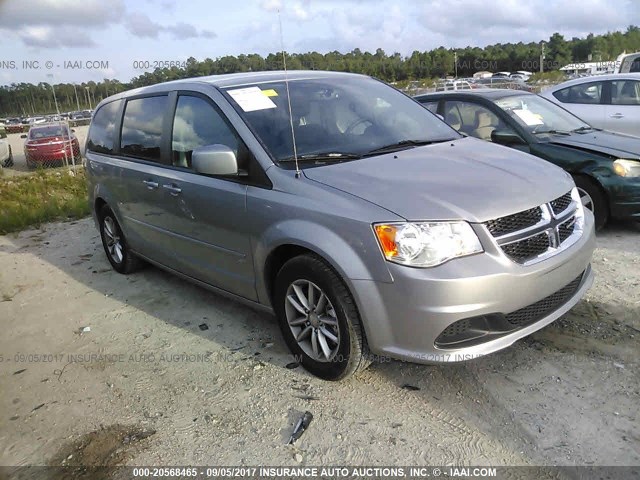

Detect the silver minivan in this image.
[86,71,596,380]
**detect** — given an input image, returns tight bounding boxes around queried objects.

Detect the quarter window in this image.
[87,100,121,154]
[171,95,247,170]
[120,96,168,162]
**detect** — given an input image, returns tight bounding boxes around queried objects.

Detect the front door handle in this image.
[610,113,624,119]
[162,183,182,196]
[143,180,159,190]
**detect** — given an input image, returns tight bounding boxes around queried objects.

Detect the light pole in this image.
[454,51,458,78]
[46,74,60,115]
[85,86,92,110]
[73,84,80,111]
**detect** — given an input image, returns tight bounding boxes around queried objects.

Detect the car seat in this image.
[472,111,496,140]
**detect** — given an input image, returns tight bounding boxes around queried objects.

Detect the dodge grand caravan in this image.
[86,71,596,380]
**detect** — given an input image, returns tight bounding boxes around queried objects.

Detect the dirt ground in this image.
[0,217,638,471]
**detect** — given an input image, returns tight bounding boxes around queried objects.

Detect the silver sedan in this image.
[540,73,640,137]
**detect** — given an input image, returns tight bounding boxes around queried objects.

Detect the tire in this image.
[273,254,371,381]
[572,175,608,231]
[98,204,143,274]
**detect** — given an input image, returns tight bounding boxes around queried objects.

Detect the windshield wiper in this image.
[533,129,571,136]
[364,139,450,156]
[279,152,362,163]
[572,126,597,133]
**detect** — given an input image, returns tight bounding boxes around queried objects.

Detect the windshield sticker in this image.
[227,87,277,112]
[513,109,544,126]
[261,89,278,97]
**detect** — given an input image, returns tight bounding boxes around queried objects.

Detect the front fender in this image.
[253,219,393,306]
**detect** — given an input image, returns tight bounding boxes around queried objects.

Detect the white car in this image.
[0,139,12,167]
[540,73,640,136]
[0,125,12,167]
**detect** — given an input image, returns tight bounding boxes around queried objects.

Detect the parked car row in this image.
[86,70,598,381]
[0,111,93,135]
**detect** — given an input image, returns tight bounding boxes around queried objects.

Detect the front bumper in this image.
[351,211,596,363]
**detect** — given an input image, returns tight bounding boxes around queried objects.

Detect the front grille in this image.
[485,190,578,265]
[551,192,573,215]
[505,272,584,327]
[485,207,542,237]
[558,216,576,243]
[502,232,550,263]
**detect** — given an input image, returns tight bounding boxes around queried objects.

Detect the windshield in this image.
[29,125,70,139]
[222,76,460,164]
[494,94,591,134]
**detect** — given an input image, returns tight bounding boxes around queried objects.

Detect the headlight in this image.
[373,221,483,267]
[613,159,640,177]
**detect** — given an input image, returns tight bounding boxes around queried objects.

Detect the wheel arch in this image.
[256,220,392,308]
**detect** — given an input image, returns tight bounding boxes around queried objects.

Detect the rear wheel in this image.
[99,205,143,274]
[573,175,608,230]
[273,254,371,381]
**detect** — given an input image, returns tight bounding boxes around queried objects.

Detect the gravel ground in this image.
[0,218,638,471]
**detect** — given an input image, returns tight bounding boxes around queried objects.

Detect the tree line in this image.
[1,26,639,116]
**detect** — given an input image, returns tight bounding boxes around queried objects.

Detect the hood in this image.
[546,130,640,159]
[303,137,574,223]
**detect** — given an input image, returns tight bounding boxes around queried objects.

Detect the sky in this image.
[0,0,639,85]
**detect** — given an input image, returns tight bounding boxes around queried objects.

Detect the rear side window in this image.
[87,100,121,154]
[420,101,439,114]
[611,80,640,105]
[553,82,603,104]
[120,96,168,162]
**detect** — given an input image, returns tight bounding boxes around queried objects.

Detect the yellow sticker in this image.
[262,89,278,97]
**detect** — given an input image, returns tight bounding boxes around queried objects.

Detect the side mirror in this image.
[20,134,27,139]
[491,129,525,146]
[192,144,238,176]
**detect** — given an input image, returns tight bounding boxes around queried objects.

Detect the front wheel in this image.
[573,175,608,230]
[273,254,371,381]
[99,205,143,274]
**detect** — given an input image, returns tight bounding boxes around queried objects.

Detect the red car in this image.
[23,123,81,169]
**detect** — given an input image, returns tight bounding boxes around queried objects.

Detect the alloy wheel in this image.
[103,216,123,264]
[284,280,341,362]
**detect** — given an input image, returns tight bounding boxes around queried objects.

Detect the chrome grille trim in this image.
[483,190,584,265]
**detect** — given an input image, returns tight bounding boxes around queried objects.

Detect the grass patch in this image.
[0,168,90,234]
